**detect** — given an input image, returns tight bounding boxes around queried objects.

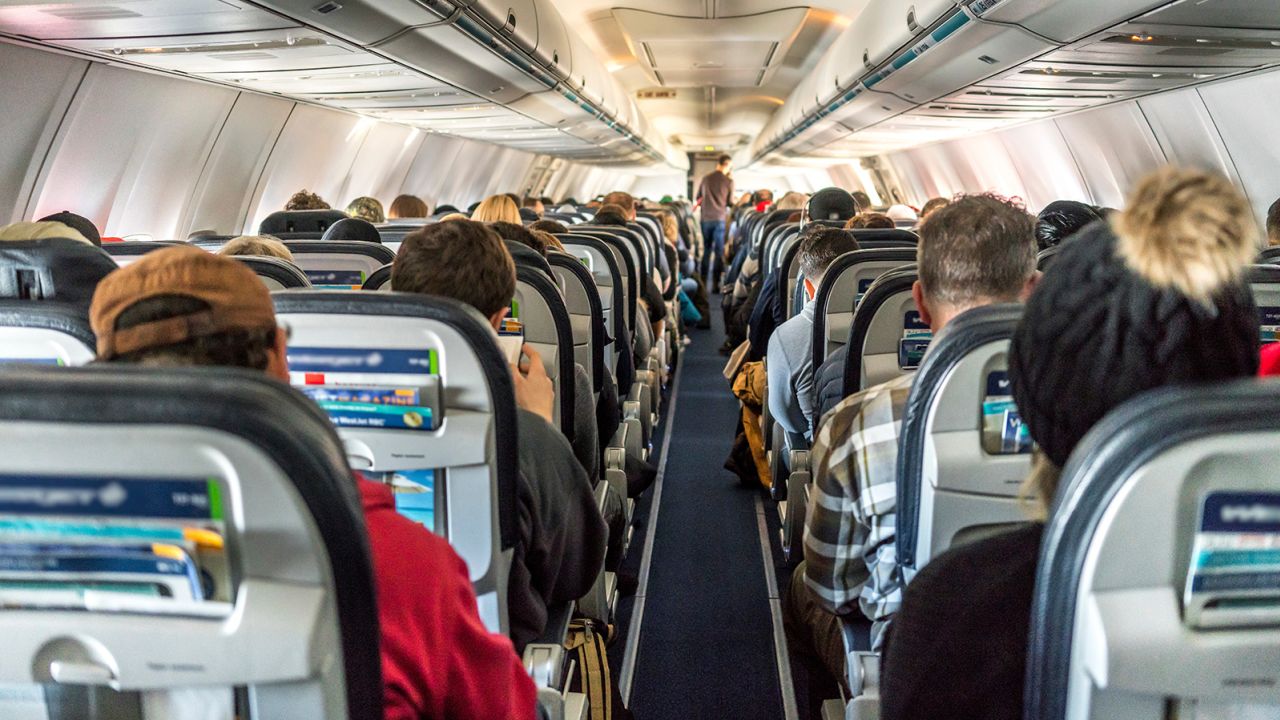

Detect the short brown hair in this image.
[845,213,894,230]
[917,194,1037,307]
[799,227,860,285]
[920,197,951,218]
[219,235,293,261]
[388,194,430,219]
[393,220,515,318]
[285,189,329,211]
[1268,197,1280,247]
[530,219,568,235]
[602,192,635,218]
[491,221,546,256]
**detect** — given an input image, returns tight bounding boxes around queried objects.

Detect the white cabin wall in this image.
[0,40,646,236]
[864,65,1280,227]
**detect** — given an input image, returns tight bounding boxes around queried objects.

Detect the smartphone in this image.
[497,335,524,366]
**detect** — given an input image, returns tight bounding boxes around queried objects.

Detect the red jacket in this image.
[359,480,537,720]
[1261,343,1280,377]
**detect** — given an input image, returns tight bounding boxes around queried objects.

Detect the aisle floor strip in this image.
[618,350,683,704]
[756,494,801,720]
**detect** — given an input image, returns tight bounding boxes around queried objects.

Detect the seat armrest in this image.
[524,602,575,689]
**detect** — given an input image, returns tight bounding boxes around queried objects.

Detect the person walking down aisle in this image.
[697,154,734,292]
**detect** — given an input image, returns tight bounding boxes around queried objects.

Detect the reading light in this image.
[1129,33,1154,42]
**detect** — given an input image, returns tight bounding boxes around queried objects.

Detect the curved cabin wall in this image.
[0,41,634,240]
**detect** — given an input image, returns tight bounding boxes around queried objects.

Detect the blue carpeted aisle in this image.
[628,309,784,718]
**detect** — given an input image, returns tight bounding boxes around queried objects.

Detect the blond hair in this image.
[438,213,469,223]
[775,192,809,211]
[1019,451,1062,521]
[470,195,521,224]
[219,235,293,261]
[1114,167,1257,304]
[658,211,679,245]
[0,221,90,245]
[532,229,564,252]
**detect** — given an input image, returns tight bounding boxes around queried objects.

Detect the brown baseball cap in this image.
[90,245,276,359]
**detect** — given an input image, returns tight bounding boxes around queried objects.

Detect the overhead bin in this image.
[471,0,539,56]
[250,0,455,45]
[531,0,572,78]
[976,0,1172,44]
[863,7,1056,105]
[855,0,959,74]
[0,0,285,38]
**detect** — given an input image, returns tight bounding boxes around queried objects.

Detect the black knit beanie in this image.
[1009,213,1259,469]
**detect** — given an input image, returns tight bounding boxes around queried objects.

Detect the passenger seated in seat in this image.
[0,220,93,245]
[284,189,329,211]
[766,227,859,445]
[880,167,1260,720]
[388,194,429,220]
[844,213,894,230]
[346,196,385,224]
[1268,196,1280,247]
[530,219,568,235]
[492,221,549,256]
[784,195,1039,688]
[393,221,609,650]
[88,246,537,720]
[471,194,521,224]
[218,234,293,261]
[595,204,669,350]
[37,211,102,247]
[1034,200,1102,250]
[919,197,949,220]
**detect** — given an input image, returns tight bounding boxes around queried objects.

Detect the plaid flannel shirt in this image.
[803,371,914,650]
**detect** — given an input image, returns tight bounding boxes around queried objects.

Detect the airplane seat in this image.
[187,235,237,251]
[849,228,918,248]
[0,365,380,720]
[841,265,924,398]
[282,241,396,290]
[1256,246,1280,266]
[361,264,393,291]
[776,234,806,318]
[1038,244,1064,272]
[1025,381,1280,720]
[1249,265,1280,346]
[810,249,919,374]
[547,252,606,396]
[896,303,1033,587]
[321,218,383,245]
[514,265,577,442]
[259,209,349,239]
[0,237,116,365]
[103,240,188,267]
[763,223,800,272]
[231,255,312,290]
[506,240,555,279]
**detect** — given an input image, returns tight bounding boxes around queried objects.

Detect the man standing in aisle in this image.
[697,154,734,292]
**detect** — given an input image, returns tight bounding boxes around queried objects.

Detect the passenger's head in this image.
[218,235,293,261]
[806,188,859,225]
[1035,200,1102,250]
[914,193,1038,332]
[393,220,515,329]
[775,192,808,211]
[919,197,950,219]
[798,227,860,300]
[594,205,629,227]
[658,211,679,244]
[470,195,521,224]
[1268,196,1280,247]
[1010,168,1259,509]
[285,189,329,211]
[845,213,895,230]
[345,196,385,224]
[435,204,459,215]
[602,192,636,220]
[322,217,382,244]
[522,197,545,216]
[37,211,101,247]
[438,213,469,223]
[851,191,872,213]
[532,229,563,253]
[388,194,430,219]
[90,246,287,381]
[0,221,92,245]
[491,221,546,256]
[755,189,774,204]
[716,154,732,171]
[529,219,568,235]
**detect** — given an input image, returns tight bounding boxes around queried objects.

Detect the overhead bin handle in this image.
[503,9,517,33]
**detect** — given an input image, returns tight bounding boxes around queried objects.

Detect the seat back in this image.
[548,251,605,394]
[1026,381,1280,720]
[283,241,396,290]
[273,291,517,634]
[896,304,1031,583]
[560,234,626,378]
[776,232,806,318]
[231,256,312,290]
[361,264,393,292]
[0,303,96,366]
[1249,264,1280,344]
[1038,244,1064,271]
[0,366,380,720]
[764,223,800,273]
[259,209,349,239]
[811,248,918,372]
[374,220,431,255]
[840,265,923,397]
[1256,246,1280,266]
[187,235,237,251]
[571,230,637,335]
[514,266,576,438]
[850,228,918,248]
[103,240,187,266]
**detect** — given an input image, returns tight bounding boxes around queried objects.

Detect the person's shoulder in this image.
[821,372,910,432]
[912,523,1043,596]
[360,481,466,574]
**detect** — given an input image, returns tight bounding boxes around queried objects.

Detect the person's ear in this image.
[912,280,934,328]
[803,277,816,301]
[268,326,290,383]
[1019,271,1042,302]
[488,306,510,331]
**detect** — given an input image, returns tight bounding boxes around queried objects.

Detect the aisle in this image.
[626,309,786,719]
